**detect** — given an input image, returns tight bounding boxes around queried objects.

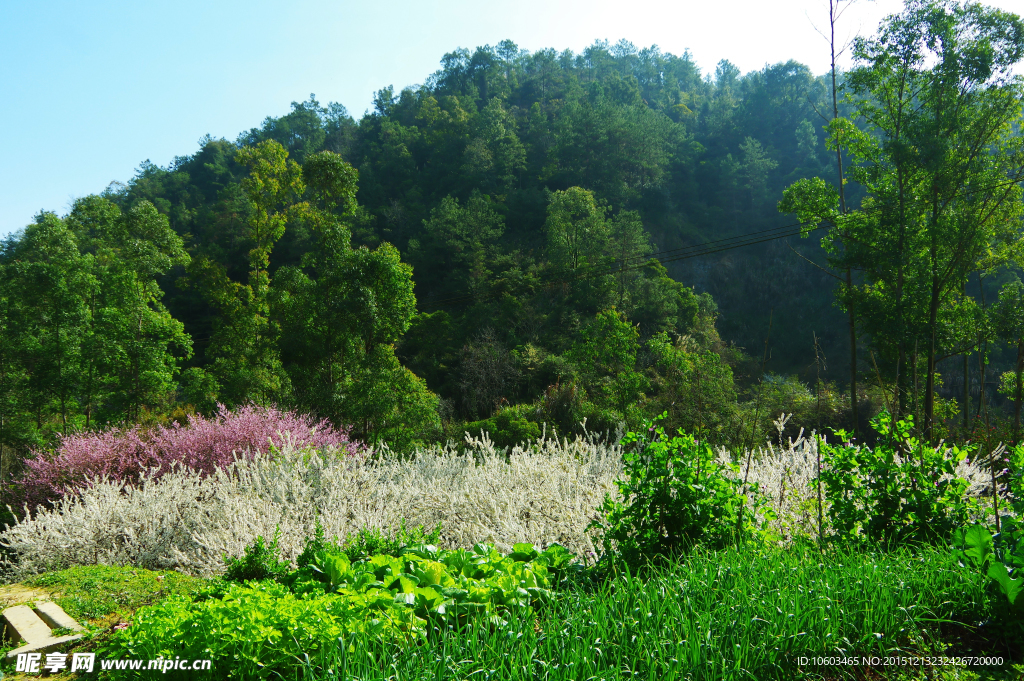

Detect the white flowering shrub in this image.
[0,431,622,579]
[725,417,1002,542]
[0,422,1006,580]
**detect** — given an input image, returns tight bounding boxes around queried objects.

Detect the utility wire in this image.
[419,222,818,310]
[536,174,1024,275]
[417,175,1024,311]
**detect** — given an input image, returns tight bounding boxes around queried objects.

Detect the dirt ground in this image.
[0,584,53,609]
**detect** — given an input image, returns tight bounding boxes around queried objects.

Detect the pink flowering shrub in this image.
[13,404,364,513]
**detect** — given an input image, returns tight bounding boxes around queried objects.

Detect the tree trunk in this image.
[1014,338,1024,444]
[924,275,940,443]
[913,339,919,421]
[979,276,989,429]
[847,273,858,438]
[830,0,857,439]
[978,346,987,422]
[964,351,970,433]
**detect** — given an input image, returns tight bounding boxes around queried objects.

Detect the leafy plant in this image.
[821,412,977,546]
[222,527,290,583]
[339,520,442,562]
[100,580,424,680]
[953,521,1024,610]
[588,415,767,568]
[103,541,575,678]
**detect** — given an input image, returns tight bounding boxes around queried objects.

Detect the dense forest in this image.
[2,0,1024,458]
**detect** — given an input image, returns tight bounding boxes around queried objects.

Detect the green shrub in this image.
[588,415,769,568]
[821,412,978,546]
[462,404,542,449]
[222,527,290,583]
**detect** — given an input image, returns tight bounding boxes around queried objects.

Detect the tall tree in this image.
[1,214,93,436]
[190,140,303,406]
[851,0,1024,437]
[785,0,1024,438]
[992,277,1024,442]
[545,187,609,274]
[826,0,861,437]
[67,197,192,424]
[275,150,440,447]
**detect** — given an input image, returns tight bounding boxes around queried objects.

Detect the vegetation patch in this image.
[24,565,208,625]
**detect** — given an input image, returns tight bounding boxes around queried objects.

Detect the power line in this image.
[418,175,1024,311]
[420,222,817,310]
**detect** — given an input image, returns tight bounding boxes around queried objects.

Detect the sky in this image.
[2,0,1023,238]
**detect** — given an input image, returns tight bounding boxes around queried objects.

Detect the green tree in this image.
[568,309,646,417]
[607,209,651,309]
[545,187,609,274]
[784,0,1024,438]
[275,150,440,446]
[648,314,738,445]
[0,280,32,478]
[1,214,94,436]
[738,136,778,207]
[464,99,526,193]
[67,197,192,424]
[191,140,303,406]
[416,192,504,299]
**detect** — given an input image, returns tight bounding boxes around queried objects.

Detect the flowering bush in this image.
[13,404,363,512]
[0,425,1007,581]
[0,432,622,578]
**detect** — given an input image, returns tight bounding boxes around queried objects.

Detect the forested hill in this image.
[9,12,1022,455]
[129,42,845,377]
[0,40,884,452]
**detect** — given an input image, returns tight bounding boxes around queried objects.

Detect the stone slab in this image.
[34,601,84,632]
[6,633,85,658]
[2,605,51,645]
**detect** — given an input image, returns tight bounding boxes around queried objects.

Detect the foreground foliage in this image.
[821,413,983,546]
[89,543,1009,680]
[589,414,770,567]
[100,542,574,679]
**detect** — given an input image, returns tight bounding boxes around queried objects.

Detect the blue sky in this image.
[2,0,1021,237]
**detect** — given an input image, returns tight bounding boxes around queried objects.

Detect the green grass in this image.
[287,544,1013,681]
[24,564,209,623]
[0,566,210,681]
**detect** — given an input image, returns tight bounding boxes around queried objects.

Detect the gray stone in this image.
[34,601,84,632]
[2,605,50,645]
[6,633,85,658]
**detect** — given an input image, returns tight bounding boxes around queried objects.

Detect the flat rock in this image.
[6,633,85,658]
[34,601,84,632]
[3,605,51,645]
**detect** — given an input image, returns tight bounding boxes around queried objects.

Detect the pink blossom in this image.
[12,404,365,512]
